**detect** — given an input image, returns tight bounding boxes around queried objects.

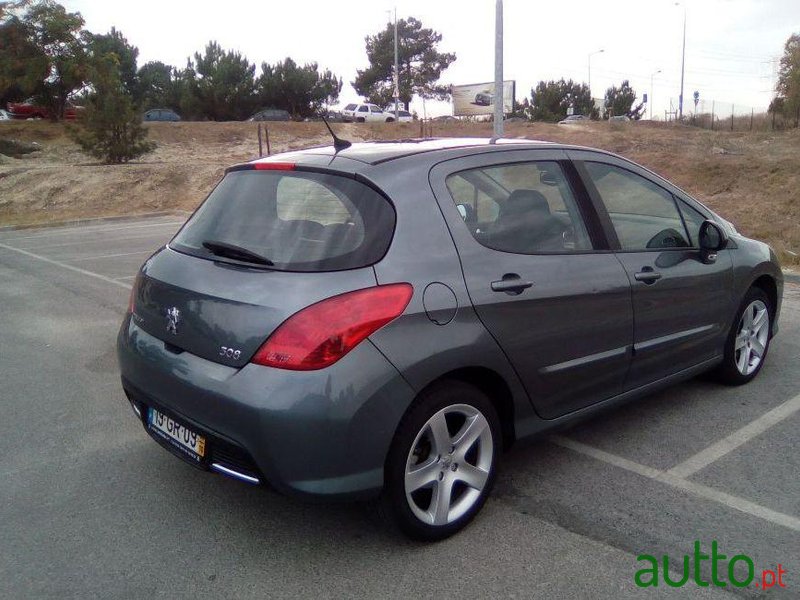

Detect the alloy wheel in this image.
[404,404,493,526]
[734,299,769,376]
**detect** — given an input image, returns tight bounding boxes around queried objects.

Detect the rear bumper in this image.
[117,315,416,500]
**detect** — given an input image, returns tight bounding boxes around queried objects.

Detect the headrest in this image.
[501,189,551,218]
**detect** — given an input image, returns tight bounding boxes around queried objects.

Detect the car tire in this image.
[715,287,772,385]
[382,380,501,541]
[356,117,365,123]
[385,117,394,123]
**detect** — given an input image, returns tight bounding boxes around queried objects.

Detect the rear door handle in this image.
[634,267,662,284]
[491,274,534,295]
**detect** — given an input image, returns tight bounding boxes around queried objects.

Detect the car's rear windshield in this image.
[344,104,357,111]
[170,170,395,272]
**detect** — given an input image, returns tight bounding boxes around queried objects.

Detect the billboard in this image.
[452,81,515,116]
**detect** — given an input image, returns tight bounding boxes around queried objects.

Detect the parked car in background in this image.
[7,98,83,120]
[248,108,291,122]
[474,91,493,106]
[342,103,394,123]
[143,108,181,122]
[558,114,591,125]
[118,137,781,541]
[383,108,414,122]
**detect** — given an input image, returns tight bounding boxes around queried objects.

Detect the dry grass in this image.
[1,119,798,265]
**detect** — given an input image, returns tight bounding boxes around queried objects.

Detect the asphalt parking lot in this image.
[1,215,798,599]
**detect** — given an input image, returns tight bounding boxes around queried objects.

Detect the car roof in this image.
[249,138,561,167]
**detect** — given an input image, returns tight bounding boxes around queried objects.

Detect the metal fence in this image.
[663,97,798,131]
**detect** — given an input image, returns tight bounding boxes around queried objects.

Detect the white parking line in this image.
[551,435,800,533]
[0,220,184,242]
[14,231,173,251]
[68,250,152,262]
[666,393,800,478]
[0,241,132,290]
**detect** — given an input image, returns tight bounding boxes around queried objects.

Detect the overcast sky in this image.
[62,0,798,119]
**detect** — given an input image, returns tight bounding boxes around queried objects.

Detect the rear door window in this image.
[445,161,592,254]
[171,170,395,271]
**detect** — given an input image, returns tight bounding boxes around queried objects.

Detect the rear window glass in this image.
[344,104,357,111]
[171,170,395,272]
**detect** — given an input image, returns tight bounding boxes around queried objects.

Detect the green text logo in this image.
[635,541,787,589]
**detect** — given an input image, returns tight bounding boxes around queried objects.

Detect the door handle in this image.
[491,274,534,295]
[634,267,662,284]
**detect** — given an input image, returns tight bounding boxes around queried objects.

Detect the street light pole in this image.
[588,49,604,96]
[393,7,399,121]
[650,69,661,120]
[675,2,686,120]
[493,0,503,137]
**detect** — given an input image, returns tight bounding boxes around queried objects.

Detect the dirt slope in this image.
[1,120,798,265]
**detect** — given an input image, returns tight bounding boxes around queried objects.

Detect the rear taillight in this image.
[128,272,141,314]
[251,283,413,371]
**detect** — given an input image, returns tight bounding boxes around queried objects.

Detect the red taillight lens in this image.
[128,273,141,314]
[251,283,413,371]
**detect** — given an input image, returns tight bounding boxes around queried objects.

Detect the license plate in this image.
[148,407,206,462]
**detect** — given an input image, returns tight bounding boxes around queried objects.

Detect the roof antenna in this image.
[320,110,351,151]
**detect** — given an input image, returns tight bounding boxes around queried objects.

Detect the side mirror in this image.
[698,220,728,262]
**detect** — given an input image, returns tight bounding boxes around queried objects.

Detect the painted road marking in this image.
[68,250,153,262]
[551,435,800,533]
[0,220,184,242]
[0,242,132,290]
[666,393,800,479]
[14,231,174,251]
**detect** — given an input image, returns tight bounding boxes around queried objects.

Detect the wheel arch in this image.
[413,367,516,450]
[751,274,778,320]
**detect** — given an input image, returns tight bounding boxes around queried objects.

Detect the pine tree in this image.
[70,53,155,164]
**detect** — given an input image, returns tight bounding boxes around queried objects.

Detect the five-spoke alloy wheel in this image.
[383,381,500,540]
[734,299,769,376]
[717,287,772,385]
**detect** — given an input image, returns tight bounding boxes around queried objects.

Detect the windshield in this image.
[171,170,395,272]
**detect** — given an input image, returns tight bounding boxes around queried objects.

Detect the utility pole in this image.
[675,2,686,120]
[494,0,503,137]
[588,49,604,97]
[393,7,399,121]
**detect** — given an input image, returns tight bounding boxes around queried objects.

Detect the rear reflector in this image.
[251,283,413,371]
[253,162,295,171]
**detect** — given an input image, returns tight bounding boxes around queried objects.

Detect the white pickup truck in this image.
[341,103,395,123]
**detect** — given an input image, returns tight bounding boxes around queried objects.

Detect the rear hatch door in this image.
[132,165,396,368]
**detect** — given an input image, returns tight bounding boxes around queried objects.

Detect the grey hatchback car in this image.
[118,138,782,540]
